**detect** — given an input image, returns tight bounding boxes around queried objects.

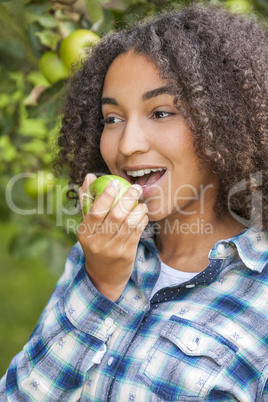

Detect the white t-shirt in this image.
[151,260,197,299]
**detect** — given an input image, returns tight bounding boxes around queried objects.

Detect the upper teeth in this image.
[127,168,165,177]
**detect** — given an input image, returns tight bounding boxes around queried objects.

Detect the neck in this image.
[154,213,246,272]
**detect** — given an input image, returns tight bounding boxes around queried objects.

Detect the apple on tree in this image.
[24,170,56,200]
[82,175,138,216]
[39,52,68,84]
[60,29,100,71]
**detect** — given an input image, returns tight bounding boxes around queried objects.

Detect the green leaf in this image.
[0,112,16,137]
[27,11,58,28]
[2,0,29,31]
[58,19,79,38]
[38,14,58,28]
[0,135,17,162]
[26,70,49,87]
[0,38,27,61]
[26,3,51,15]
[20,138,47,155]
[26,79,65,120]
[28,21,44,56]
[0,93,11,108]
[35,30,61,51]
[252,0,268,15]
[85,0,104,24]
[19,117,47,138]
[9,71,24,88]
[0,4,11,23]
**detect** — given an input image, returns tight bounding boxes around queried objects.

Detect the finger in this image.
[106,184,143,223]
[86,179,122,220]
[112,202,148,241]
[123,213,149,247]
[82,173,97,193]
[80,179,123,241]
[85,186,144,241]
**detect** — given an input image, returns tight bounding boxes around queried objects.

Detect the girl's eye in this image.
[101,116,122,125]
[151,111,174,119]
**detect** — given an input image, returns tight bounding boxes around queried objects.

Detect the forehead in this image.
[102,50,167,95]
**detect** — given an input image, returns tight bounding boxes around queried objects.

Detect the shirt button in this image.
[188,341,198,351]
[108,357,114,366]
[217,244,225,255]
[104,318,114,327]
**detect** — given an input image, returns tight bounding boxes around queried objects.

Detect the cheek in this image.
[100,134,108,161]
[100,133,115,168]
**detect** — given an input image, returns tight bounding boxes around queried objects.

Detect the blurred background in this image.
[0,0,267,376]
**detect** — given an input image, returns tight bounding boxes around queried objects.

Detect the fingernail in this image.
[142,203,148,213]
[86,173,96,179]
[132,184,142,194]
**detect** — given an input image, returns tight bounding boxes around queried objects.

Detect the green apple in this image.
[82,175,138,216]
[39,52,68,84]
[59,29,100,71]
[24,170,55,200]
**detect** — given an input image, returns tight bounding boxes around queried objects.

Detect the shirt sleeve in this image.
[0,242,128,401]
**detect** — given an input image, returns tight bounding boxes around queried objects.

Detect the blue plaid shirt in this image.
[1,225,268,401]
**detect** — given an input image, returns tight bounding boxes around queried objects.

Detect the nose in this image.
[118,118,150,156]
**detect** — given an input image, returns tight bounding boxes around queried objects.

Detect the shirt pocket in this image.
[21,327,103,401]
[137,316,238,401]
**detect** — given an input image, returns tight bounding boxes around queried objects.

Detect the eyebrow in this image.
[142,85,175,101]
[101,97,118,106]
[101,85,175,106]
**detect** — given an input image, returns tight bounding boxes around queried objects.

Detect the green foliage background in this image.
[0,0,267,377]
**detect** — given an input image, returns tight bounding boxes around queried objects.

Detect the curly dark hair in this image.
[57,4,268,229]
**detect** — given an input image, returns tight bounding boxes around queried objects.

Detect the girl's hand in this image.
[78,173,149,301]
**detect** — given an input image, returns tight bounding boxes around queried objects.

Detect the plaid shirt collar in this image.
[140,223,268,273]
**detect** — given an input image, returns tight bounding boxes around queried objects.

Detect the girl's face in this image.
[100,50,219,221]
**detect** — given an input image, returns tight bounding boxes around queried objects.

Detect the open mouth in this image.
[124,168,167,187]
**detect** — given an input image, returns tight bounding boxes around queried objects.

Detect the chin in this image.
[146,209,168,223]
